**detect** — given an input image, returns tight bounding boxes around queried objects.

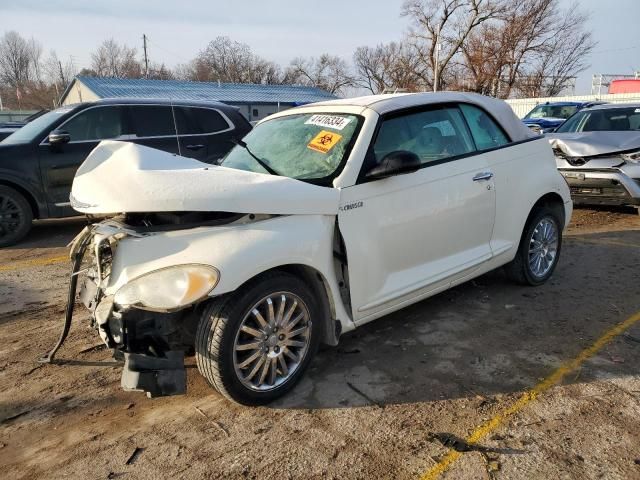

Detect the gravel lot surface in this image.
[1,207,639,479]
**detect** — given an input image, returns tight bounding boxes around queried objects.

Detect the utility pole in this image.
[68,55,76,77]
[142,34,149,78]
[58,60,66,86]
[433,25,441,92]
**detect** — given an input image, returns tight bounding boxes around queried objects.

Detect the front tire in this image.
[195,272,320,405]
[0,186,33,248]
[505,206,563,286]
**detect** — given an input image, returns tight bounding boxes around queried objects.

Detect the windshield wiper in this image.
[229,138,281,176]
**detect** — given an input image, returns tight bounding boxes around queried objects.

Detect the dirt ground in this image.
[1,207,640,480]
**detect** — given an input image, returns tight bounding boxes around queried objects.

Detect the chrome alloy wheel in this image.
[528,217,558,278]
[233,292,311,391]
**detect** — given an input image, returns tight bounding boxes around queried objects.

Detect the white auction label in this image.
[305,114,352,131]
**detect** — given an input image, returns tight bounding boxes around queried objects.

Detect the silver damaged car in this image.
[547,103,640,208]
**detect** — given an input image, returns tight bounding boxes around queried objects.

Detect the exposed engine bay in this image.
[122,211,243,229]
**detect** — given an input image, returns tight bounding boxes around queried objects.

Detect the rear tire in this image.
[0,186,33,248]
[505,205,563,286]
[195,272,320,405]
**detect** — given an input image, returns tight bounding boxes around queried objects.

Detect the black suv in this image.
[0,98,251,246]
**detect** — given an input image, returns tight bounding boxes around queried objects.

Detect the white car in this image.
[45,92,572,405]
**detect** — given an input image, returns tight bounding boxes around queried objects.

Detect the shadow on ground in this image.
[8,217,88,250]
[273,228,640,409]
[574,205,638,215]
[2,218,639,416]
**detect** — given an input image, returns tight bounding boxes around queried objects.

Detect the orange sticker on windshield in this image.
[307,130,342,154]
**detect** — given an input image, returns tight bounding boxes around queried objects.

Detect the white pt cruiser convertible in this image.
[45,92,572,405]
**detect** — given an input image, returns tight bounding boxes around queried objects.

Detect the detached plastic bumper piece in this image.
[121,351,186,398]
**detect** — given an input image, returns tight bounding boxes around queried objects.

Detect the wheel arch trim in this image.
[527,191,568,230]
[217,263,342,346]
[0,174,45,219]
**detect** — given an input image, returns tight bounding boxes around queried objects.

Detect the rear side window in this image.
[459,104,509,150]
[61,106,126,142]
[175,107,230,135]
[129,105,176,137]
[373,106,475,166]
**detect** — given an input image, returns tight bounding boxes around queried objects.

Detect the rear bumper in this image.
[559,169,640,206]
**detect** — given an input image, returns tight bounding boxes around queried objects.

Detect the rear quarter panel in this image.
[488,136,571,262]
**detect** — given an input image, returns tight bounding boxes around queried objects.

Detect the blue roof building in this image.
[60,76,338,121]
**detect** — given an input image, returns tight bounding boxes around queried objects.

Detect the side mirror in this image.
[365,150,421,180]
[48,130,71,145]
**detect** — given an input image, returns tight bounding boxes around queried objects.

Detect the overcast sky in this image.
[2,0,638,94]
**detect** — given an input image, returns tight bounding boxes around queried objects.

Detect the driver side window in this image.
[373,106,476,167]
[59,106,125,142]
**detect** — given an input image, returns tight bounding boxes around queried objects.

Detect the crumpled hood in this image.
[70,140,340,215]
[547,131,640,157]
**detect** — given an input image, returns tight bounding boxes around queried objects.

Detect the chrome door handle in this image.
[473,172,494,181]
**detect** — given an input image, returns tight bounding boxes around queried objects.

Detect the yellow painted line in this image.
[566,237,640,249]
[420,310,640,480]
[0,255,68,272]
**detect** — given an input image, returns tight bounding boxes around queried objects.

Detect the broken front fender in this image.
[103,215,349,321]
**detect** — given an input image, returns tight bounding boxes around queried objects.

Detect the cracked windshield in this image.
[222,113,360,181]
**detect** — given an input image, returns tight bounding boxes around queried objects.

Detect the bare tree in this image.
[0,31,33,87]
[43,51,75,87]
[519,3,595,96]
[174,61,204,82]
[39,50,76,106]
[184,36,282,84]
[77,67,98,77]
[27,37,43,83]
[253,61,284,85]
[0,1,595,111]
[0,31,57,108]
[459,0,594,98]
[286,54,354,94]
[91,39,142,78]
[401,0,504,90]
[147,63,174,80]
[353,41,423,93]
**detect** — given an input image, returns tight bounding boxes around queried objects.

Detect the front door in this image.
[37,105,128,217]
[338,104,496,323]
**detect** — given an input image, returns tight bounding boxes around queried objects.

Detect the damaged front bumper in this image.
[555,149,640,207]
[41,222,198,398]
[81,290,192,397]
[559,169,640,206]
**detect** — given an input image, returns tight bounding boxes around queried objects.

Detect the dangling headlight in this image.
[114,264,220,312]
[621,150,640,163]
